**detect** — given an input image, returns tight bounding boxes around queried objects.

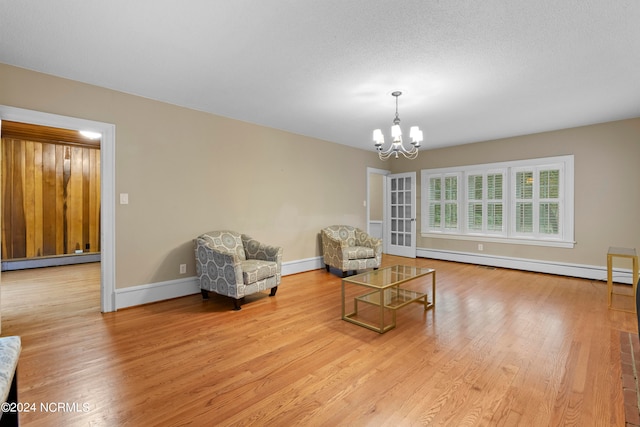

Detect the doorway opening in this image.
[367,167,389,251]
[0,105,115,312]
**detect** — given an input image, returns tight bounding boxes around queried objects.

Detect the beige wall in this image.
[389,119,640,267]
[0,63,386,288]
[2,62,638,290]
[368,172,384,221]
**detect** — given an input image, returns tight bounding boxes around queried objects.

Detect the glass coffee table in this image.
[341,265,436,333]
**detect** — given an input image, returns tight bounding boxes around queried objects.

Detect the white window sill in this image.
[421,232,576,248]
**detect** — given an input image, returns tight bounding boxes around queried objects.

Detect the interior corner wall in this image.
[0,63,386,291]
[389,118,640,273]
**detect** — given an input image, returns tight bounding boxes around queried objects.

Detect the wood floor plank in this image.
[0,255,635,426]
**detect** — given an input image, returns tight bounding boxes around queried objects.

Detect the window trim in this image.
[420,155,575,248]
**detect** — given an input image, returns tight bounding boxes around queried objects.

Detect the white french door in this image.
[385,172,416,258]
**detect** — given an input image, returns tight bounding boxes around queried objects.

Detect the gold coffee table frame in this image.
[341,265,435,333]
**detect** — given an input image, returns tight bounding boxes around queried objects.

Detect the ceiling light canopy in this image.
[373,91,423,160]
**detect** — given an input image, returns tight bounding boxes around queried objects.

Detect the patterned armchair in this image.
[321,225,382,277]
[195,230,282,310]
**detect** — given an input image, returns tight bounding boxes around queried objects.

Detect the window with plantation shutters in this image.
[427,174,460,232]
[466,171,505,234]
[511,165,562,238]
[514,170,534,233]
[421,155,574,248]
[539,169,560,235]
[467,174,483,231]
[487,173,504,232]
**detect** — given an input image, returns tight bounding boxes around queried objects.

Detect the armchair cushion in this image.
[345,246,375,260]
[241,259,278,284]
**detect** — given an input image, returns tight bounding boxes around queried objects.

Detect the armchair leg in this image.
[342,271,348,278]
[201,289,209,300]
[325,264,330,272]
[232,298,242,311]
[269,286,278,297]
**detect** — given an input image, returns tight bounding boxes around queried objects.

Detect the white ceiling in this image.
[1,0,639,152]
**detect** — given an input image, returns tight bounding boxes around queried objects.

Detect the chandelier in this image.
[373,91,423,160]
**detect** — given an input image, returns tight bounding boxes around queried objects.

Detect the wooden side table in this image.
[607,247,639,312]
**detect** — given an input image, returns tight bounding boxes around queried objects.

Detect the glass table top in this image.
[342,265,434,289]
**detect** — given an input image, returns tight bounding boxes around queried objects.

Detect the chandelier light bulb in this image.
[373,129,384,146]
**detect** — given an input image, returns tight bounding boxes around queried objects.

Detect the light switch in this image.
[120,193,129,205]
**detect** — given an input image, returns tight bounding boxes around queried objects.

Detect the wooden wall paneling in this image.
[23,140,33,257]
[89,148,100,252]
[69,146,84,254]
[1,139,9,259]
[42,143,57,256]
[82,148,90,252]
[1,139,13,259]
[34,141,44,257]
[1,134,101,261]
[24,139,45,258]
[10,139,26,258]
[55,144,65,255]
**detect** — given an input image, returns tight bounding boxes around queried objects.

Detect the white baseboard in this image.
[114,257,325,310]
[417,247,635,284]
[282,256,324,275]
[115,277,200,310]
[114,251,634,310]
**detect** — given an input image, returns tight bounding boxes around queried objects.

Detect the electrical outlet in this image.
[478,244,484,251]
[179,264,187,274]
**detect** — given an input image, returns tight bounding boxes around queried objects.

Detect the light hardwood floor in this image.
[0,255,637,426]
